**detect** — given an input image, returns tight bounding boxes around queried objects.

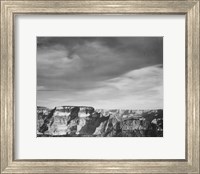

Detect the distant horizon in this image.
[37,105,163,110]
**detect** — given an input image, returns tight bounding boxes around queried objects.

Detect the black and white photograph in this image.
[37,37,163,137]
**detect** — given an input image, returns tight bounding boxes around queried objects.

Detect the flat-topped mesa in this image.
[56,106,95,113]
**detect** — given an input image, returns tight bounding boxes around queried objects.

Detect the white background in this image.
[15,15,185,159]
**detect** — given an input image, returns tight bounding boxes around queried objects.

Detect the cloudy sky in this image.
[37,37,163,109]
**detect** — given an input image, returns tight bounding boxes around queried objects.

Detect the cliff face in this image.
[37,106,163,137]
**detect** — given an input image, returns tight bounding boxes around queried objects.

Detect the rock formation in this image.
[37,106,163,137]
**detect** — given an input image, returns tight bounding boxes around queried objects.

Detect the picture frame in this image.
[0,0,199,173]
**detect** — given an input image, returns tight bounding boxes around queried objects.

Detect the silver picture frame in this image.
[0,1,199,173]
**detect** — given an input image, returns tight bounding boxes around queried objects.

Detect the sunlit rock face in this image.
[37,106,163,137]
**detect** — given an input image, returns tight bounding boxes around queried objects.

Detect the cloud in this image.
[37,37,163,109]
[37,86,46,91]
[37,65,163,109]
[37,37,163,91]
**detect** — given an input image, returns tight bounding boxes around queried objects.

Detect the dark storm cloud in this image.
[37,37,163,108]
[37,37,163,62]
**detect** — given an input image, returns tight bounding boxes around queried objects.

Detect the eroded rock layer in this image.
[37,106,163,137]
